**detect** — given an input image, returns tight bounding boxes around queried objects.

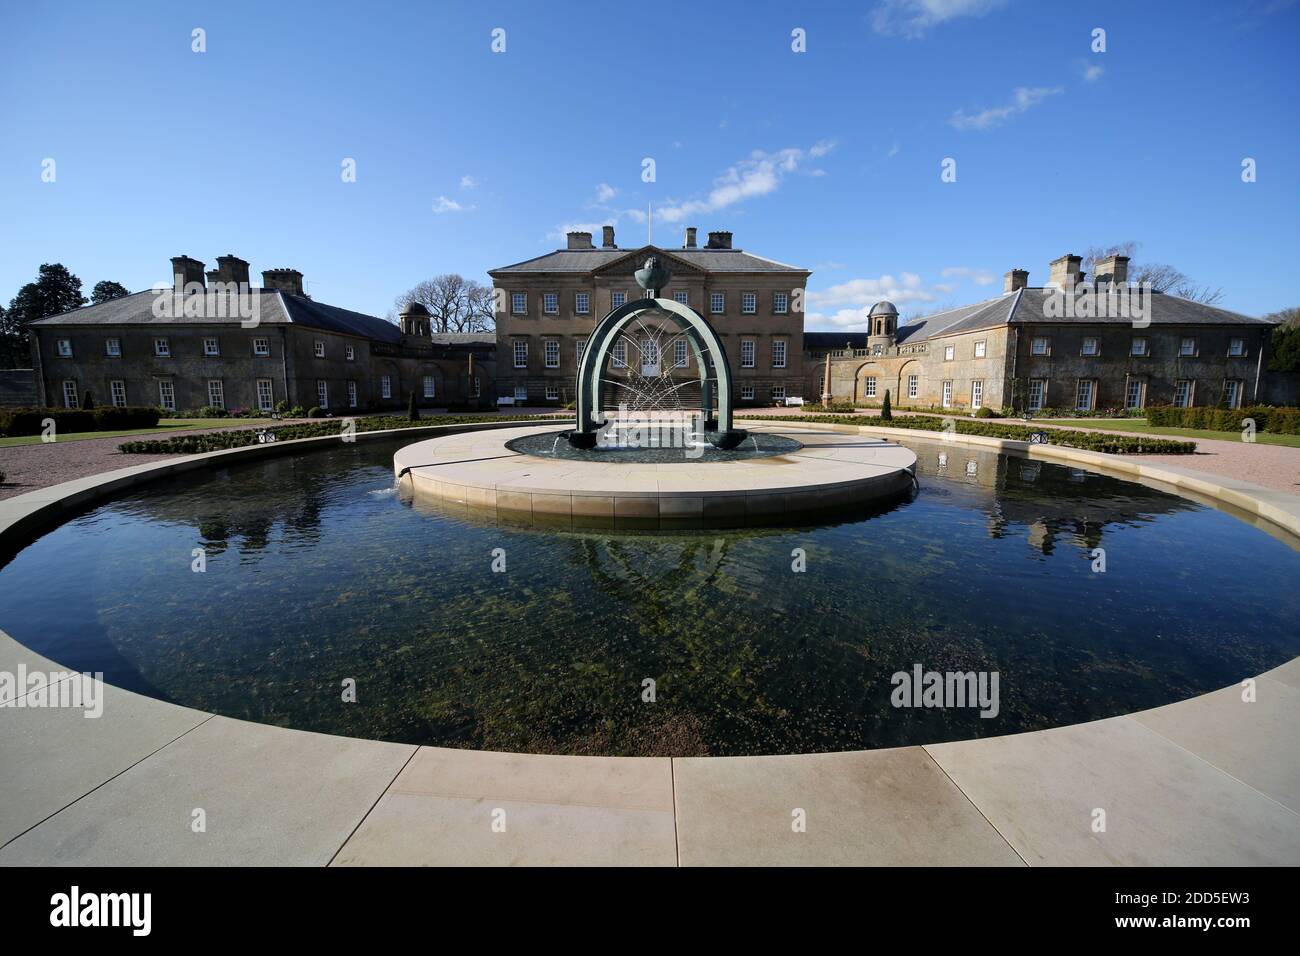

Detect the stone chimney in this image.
[602,225,616,248]
[1003,269,1029,293]
[1094,254,1130,285]
[170,255,205,294]
[566,231,594,250]
[262,268,304,297]
[207,254,250,288]
[684,227,698,249]
[1047,254,1084,289]
[706,231,733,250]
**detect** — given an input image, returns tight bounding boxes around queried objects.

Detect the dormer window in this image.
[57,338,73,357]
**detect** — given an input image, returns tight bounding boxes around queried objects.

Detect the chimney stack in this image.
[566,231,594,250]
[207,254,250,288]
[262,268,305,297]
[1003,269,1029,293]
[706,230,732,250]
[1047,254,1084,289]
[170,255,205,294]
[602,225,616,248]
[1095,254,1130,286]
[684,227,698,249]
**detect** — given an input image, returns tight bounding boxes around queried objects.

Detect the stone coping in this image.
[1,626,1295,865]
[1,417,1298,864]
[391,423,918,529]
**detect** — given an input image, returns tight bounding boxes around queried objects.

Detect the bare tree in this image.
[1083,241,1223,304]
[393,274,496,333]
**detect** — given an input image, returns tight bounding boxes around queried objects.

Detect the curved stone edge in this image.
[737,417,1300,543]
[1,417,1297,865]
[393,425,918,528]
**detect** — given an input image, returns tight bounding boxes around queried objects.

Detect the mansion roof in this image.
[811,288,1270,346]
[31,289,408,344]
[489,244,808,276]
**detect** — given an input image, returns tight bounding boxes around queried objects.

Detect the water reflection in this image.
[0,435,1293,757]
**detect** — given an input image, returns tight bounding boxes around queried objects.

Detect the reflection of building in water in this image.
[908,439,1194,556]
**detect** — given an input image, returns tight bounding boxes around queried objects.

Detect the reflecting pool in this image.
[1,434,1296,756]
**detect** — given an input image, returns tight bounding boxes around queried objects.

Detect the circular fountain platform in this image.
[394,423,917,528]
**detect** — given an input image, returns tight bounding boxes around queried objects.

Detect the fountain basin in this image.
[393,423,917,528]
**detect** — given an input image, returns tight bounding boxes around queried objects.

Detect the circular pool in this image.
[1,432,1297,757]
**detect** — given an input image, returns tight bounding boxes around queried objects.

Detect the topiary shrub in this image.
[407,390,420,422]
[880,390,892,421]
[307,406,325,419]
[81,391,95,410]
[974,406,997,418]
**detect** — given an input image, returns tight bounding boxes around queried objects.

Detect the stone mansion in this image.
[18,241,1280,416]
[809,254,1277,413]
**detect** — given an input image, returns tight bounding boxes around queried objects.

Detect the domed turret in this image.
[400,301,431,337]
[867,301,898,353]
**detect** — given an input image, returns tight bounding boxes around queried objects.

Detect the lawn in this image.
[1035,418,1300,449]
[0,418,277,448]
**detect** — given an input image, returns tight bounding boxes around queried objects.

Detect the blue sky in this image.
[1,0,1297,330]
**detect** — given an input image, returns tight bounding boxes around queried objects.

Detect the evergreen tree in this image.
[408,388,420,421]
[82,390,95,410]
[881,389,892,421]
[91,280,130,304]
[2,263,87,366]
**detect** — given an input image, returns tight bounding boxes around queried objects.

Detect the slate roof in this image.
[1011,288,1271,327]
[489,244,808,275]
[429,333,496,346]
[811,287,1270,346]
[30,289,407,343]
[803,332,871,351]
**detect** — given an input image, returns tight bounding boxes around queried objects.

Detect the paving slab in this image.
[925,716,1300,866]
[1132,677,1300,813]
[673,747,1024,866]
[0,715,414,866]
[332,747,675,866]
[0,681,209,846]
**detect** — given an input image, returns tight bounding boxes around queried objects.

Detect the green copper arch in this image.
[573,297,735,437]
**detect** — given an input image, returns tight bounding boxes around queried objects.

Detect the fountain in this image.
[567,255,748,450]
[392,257,919,527]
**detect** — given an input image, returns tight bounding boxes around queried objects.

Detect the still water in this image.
[1,435,1296,756]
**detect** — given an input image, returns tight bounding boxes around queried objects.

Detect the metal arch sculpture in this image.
[570,257,747,450]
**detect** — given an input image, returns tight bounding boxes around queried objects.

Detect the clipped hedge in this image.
[743,413,1197,455]
[118,413,566,455]
[1146,405,1300,435]
[0,406,161,437]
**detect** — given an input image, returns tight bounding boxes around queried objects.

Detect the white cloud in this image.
[871,0,1008,38]
[594,182,618,203]
[941,266,995,285]
[809,273,934,308]
[460,175,478,189]
[1082,62,1104,82]
[433,195,473,214]
[654,141,835,224]
[948,85,1062,131]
